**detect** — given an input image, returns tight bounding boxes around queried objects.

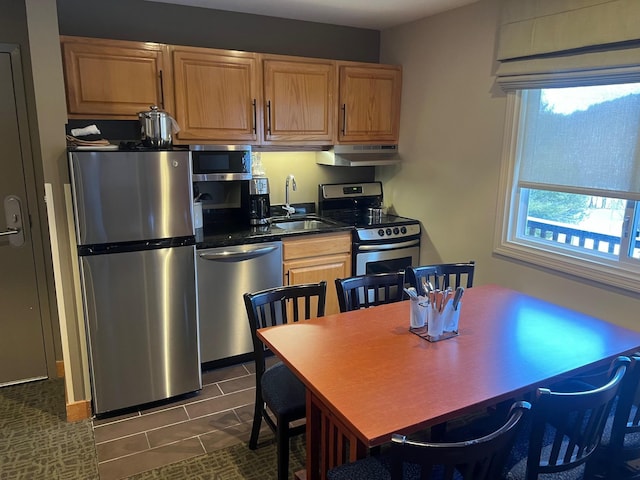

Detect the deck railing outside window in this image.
[525,218,640,257]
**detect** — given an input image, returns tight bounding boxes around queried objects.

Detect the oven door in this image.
[354,238,420,276]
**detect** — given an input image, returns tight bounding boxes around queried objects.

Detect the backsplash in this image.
[258,152,374,205]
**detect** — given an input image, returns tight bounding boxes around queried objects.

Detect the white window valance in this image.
[496,0,640,89]
[498,0,640,61]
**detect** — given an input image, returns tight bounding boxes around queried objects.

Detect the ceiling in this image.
[146,0,480,30]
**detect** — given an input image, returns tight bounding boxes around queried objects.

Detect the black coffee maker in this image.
[245,178,271,225]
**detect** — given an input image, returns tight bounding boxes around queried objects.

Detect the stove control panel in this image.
[356,223,421,242]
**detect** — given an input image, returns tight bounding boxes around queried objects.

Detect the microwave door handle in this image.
[358,239,420,251]
[199,245,278,262]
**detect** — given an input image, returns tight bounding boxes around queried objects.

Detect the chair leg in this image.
[276,419,290,480]
[249,399,263,450]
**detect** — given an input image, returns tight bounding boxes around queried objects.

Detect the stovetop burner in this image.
[318,181,421,242]
[322,210,418,229]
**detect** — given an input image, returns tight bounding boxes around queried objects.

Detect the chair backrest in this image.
[405,265,440,295]
[244,281,327,373]
[389,401,531,480]
[526,356,630,479]
[405,261,475,294]
[603,355,640,474]
[334,272,405,312]
[439,261,475,289]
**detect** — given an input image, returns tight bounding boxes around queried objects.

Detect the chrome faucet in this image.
[283,174,297,217]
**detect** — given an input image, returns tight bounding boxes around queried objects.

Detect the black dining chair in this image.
[326,401,531,480]
[334,271,405,312]
[243,281,327,480]
[405,261,475,294]
[585,355,640,479]
[404,264,439,296]
[504,356,630,480]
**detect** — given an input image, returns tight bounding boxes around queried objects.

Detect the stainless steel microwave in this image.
[190,145,252,181]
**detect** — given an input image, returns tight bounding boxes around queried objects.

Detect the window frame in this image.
[494,89,640,293]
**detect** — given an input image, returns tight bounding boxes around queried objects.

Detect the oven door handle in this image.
[357,239,420,251]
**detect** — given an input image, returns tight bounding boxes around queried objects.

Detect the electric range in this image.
[318,181,421,275]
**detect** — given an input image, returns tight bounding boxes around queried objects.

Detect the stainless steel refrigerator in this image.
[69,149,201,415]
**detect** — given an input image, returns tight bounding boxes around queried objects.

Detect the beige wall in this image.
[260,153,373,207]
[378,0,640,330]
[24,0,88,404]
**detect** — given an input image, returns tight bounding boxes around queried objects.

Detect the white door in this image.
[0,45,49,385]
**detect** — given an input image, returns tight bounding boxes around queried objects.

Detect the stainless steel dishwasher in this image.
[196,241,283,363]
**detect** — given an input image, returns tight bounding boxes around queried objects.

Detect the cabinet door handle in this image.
[252,99,257,134]
[159,70,165,109]
[341,103,346,136]
[266,100,272,135]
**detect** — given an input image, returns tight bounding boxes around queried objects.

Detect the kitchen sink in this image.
[271,215,337,231]
[273,219,328,230]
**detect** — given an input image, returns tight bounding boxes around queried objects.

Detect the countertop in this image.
[195,216,353,249]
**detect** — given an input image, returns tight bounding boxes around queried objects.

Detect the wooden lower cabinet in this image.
[283,232,351,316]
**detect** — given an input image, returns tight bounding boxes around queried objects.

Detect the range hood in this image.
[316,144,400,167]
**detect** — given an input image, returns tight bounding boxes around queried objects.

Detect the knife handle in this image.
[453,287,464,311]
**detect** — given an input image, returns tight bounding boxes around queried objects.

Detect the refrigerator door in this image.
[80,244,201,414]
[69,150,193,246]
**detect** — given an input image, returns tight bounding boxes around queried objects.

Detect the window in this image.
[495,82,640,292]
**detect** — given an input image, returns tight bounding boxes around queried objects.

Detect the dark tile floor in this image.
[92,359,274,480]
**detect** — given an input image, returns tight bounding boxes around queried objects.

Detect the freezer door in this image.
[69,150,193,245]
[80,245,201,414]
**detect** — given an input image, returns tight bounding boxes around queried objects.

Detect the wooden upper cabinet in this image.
[261,55,336,145]
[338,63,402,144]
[61,36,170,119]
[60,36,403,145]
[171,46,260,144]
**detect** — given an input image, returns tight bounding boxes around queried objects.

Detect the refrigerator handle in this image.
[198,245,278,262]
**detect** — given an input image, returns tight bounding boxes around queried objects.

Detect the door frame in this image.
[2,43,58,381]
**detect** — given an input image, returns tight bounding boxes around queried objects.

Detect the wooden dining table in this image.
[257,284,640,480]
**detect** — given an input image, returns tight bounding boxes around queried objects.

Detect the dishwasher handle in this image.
[199,244,279,262]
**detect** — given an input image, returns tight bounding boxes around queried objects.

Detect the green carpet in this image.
[0,378,99,479]
[0,378,305,479]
